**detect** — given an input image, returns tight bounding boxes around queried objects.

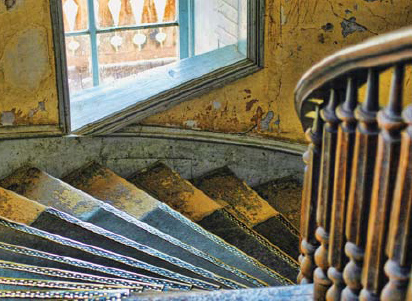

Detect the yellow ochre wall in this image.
[1,0,412,142]
[0,0,59,126]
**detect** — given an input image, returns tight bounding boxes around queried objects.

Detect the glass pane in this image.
[65,35,93,94]
[62,0,89,32]
[97,26,178,84]
[194,0,248,56]
[95,0,177,28]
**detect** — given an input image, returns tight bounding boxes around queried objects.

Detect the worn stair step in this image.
[0,187,236,290]
[0,261,161,292]
[0,220,197,291]
[253,176,302,230]
[0,169,219,291]
[63,162,265,289]
[0,277,141,294]
[129,162,299,283]
[0,243,183,292]
[0,288,130,300]
[192,167,300,260]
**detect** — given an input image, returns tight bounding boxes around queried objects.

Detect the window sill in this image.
[70,45,261,135]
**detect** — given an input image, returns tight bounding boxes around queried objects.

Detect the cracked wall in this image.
[141,0,412,143]
[0,0,59,127]
[1,0,412,140]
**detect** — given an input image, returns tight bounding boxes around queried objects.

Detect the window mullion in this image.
[87,0,100,87]
[178,0,193,59]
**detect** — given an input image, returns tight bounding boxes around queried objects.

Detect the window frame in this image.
[51,0,265,136]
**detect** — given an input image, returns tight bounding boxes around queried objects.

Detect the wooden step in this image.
[63,162,267,288]
[253,176,302,230]
[0,186,238,290]
[193,167,300,260]
[129,162,299,284]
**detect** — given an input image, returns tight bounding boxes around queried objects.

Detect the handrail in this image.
[295,27,412,301]
[295,26,412,130]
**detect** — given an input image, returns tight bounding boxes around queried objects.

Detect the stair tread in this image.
[192,167,300,260]
[63,162,267,288]
[129,162,298,284]
[0,220,194,291]
[253,176,302,230]
[0,261,160,291]
[0,186,223,290]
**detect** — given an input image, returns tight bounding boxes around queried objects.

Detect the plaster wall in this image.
[1,0,412,141]
[0,0,59,127]
[141,0,412,143]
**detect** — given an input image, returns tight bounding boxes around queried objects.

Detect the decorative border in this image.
[0,277,137,295]
[97,201,266,288]
[0,220,192,291]
[220,210,300,271]
[46,208,243,290]
[0,289,128,300]
[0,260,160,291]
[159,203,295,286]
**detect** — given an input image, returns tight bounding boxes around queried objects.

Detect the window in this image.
[52,0,265,135]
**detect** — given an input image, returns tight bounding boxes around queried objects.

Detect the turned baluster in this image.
[326,78,358,300]
[360,64,406,300]
[313,89,341,299]
[380,104,412,301]
[342,69,380,301]
[298,105,323,284]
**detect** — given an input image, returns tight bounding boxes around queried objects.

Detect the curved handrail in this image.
[295,26,412,130]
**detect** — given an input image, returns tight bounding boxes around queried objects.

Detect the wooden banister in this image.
[298,107,323,284]
[313,89,340,299]
[295,28,412,301]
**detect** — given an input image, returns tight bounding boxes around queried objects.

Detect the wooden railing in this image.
[295,27,412,300]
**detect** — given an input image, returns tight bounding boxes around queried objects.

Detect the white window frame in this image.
[51,0,265,135]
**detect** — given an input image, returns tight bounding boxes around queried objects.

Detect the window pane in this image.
[194,0,248,56]
[62,0,89,32]
[95,0,177,28]
[97,26,178,84]
[65,36,93,94]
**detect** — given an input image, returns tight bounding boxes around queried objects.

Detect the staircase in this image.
[0,161,305,300]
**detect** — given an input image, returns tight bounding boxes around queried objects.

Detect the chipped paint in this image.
[0,187,45,225]
[142,0,412,143]
[0,0,59,127]
[1,0,412,139]
[130,163,223,223]
[341,17,367,37]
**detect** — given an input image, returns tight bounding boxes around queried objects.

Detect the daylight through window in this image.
[62,0,248,96]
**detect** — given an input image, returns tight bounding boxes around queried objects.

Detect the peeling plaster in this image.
[341,17,367,37]
[321,23,334,32]
[260,111,274,131]
[4,0,16,10]
[3,27,51,91]
[1,111,15,126]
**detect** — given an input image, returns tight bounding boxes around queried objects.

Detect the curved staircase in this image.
[0,162,304,300]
